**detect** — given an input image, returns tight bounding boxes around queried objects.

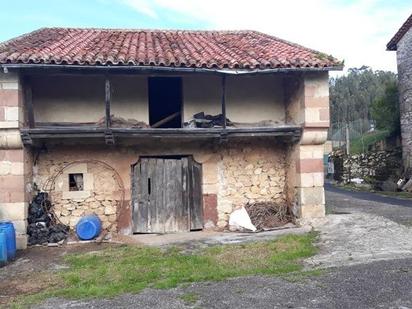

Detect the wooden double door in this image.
[132,157,203,233]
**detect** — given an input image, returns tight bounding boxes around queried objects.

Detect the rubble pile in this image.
[96,115,149,128]
[245,201,291,231]
[27,192,69,246]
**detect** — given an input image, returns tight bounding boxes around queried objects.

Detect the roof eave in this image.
[0,63,344,74]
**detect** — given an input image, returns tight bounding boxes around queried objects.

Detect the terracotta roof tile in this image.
[387,13,412,51]
[0,28,342,70]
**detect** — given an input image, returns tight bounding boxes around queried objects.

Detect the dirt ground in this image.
[0,243,118,305]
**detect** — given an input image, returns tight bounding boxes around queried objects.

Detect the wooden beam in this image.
[105,78,111,128]
[221,75,227,129]
[151,112,181,128]
[24,77,35,128]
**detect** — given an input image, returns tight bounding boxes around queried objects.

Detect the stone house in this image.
[387,13,412,169]
[0,28,342,248]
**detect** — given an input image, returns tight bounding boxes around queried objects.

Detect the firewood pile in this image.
[245,202,291,231]
[27,192,69,246]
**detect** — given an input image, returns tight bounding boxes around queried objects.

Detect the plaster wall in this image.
[32,74,286,125]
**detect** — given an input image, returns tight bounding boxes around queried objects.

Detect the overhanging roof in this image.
[0,28,343,72]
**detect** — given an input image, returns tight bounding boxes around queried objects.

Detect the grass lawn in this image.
[12,233,318,308]
[350,130,389,154]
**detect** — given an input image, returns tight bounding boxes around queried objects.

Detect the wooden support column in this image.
[105,77,111,129]
[104,77,115,144]
[24,77,35,128]
[221,74,227,129]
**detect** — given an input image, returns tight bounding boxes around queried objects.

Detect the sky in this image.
[0,0,410,74]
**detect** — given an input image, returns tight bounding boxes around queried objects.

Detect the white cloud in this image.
[121,0,158,19]
[123,0,411,73]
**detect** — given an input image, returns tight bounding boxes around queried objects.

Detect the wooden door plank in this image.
[181,157,190,231]
[133,160,149,233]
[131,163,139,233]
[190,159,204,230]
[147,158,158,233]
[154,158,165,233]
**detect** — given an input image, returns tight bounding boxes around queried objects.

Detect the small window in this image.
[69,173,84,191]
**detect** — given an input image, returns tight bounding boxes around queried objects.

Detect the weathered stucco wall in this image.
[397,27,412,169]
[33,139,289,233]
[32,74,285,125]
[32,75,149,123]
[183,74,286,124]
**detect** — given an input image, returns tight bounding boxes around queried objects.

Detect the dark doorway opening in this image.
[148,77,182,128]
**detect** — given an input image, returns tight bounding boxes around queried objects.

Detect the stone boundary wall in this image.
[333,148,402,183]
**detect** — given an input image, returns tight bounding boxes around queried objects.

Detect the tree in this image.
[329,67,398,143]
[370,81,400,135]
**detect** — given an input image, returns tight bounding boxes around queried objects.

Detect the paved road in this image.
[325,182,412,225]
[35,186,412,309]
[325,182,412,207]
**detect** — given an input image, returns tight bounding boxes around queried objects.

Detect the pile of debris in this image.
[185,112,233,128]
[97,115,149,128]
[27,192,69,246]
[245,201,291,231]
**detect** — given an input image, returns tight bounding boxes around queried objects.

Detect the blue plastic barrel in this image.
[76,215,102,240]
[0,231,7,265]
[0,221,16,260]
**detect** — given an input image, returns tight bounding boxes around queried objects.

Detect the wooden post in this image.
[221,75,227,129]
[24,77,35,128]
[105,78,111,129]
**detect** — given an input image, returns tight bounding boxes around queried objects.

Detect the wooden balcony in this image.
[20,124,302,146]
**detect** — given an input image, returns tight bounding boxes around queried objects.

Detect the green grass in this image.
[11,233,318,308]
[179,292,199,305]
[350,130,390,154]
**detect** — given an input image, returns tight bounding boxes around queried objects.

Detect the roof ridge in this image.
[0,28,47,49]
[38,27,257,34]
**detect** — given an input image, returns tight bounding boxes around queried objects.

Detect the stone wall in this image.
[32,140,289,233]
[216,141,287,228]
[397,26,412,168]
[34,160,123,232]
[333,148,402,183]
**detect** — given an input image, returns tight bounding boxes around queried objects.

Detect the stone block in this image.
[0,202,28,220]
[296,158,324,174]
[298,187,325,205]
[203,161,218,184]
[297,172,324,188]
[300,204,325,218]
[319,108,330,121]
[300,129,328,145]
[62,190,91,200]
[5,107,19,121]
[11,219,27,234]
[16,234,27,250]
[0,121,19,129]
[0,89,19,106]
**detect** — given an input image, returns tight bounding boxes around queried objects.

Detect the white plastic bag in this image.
[229,207,257,232]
